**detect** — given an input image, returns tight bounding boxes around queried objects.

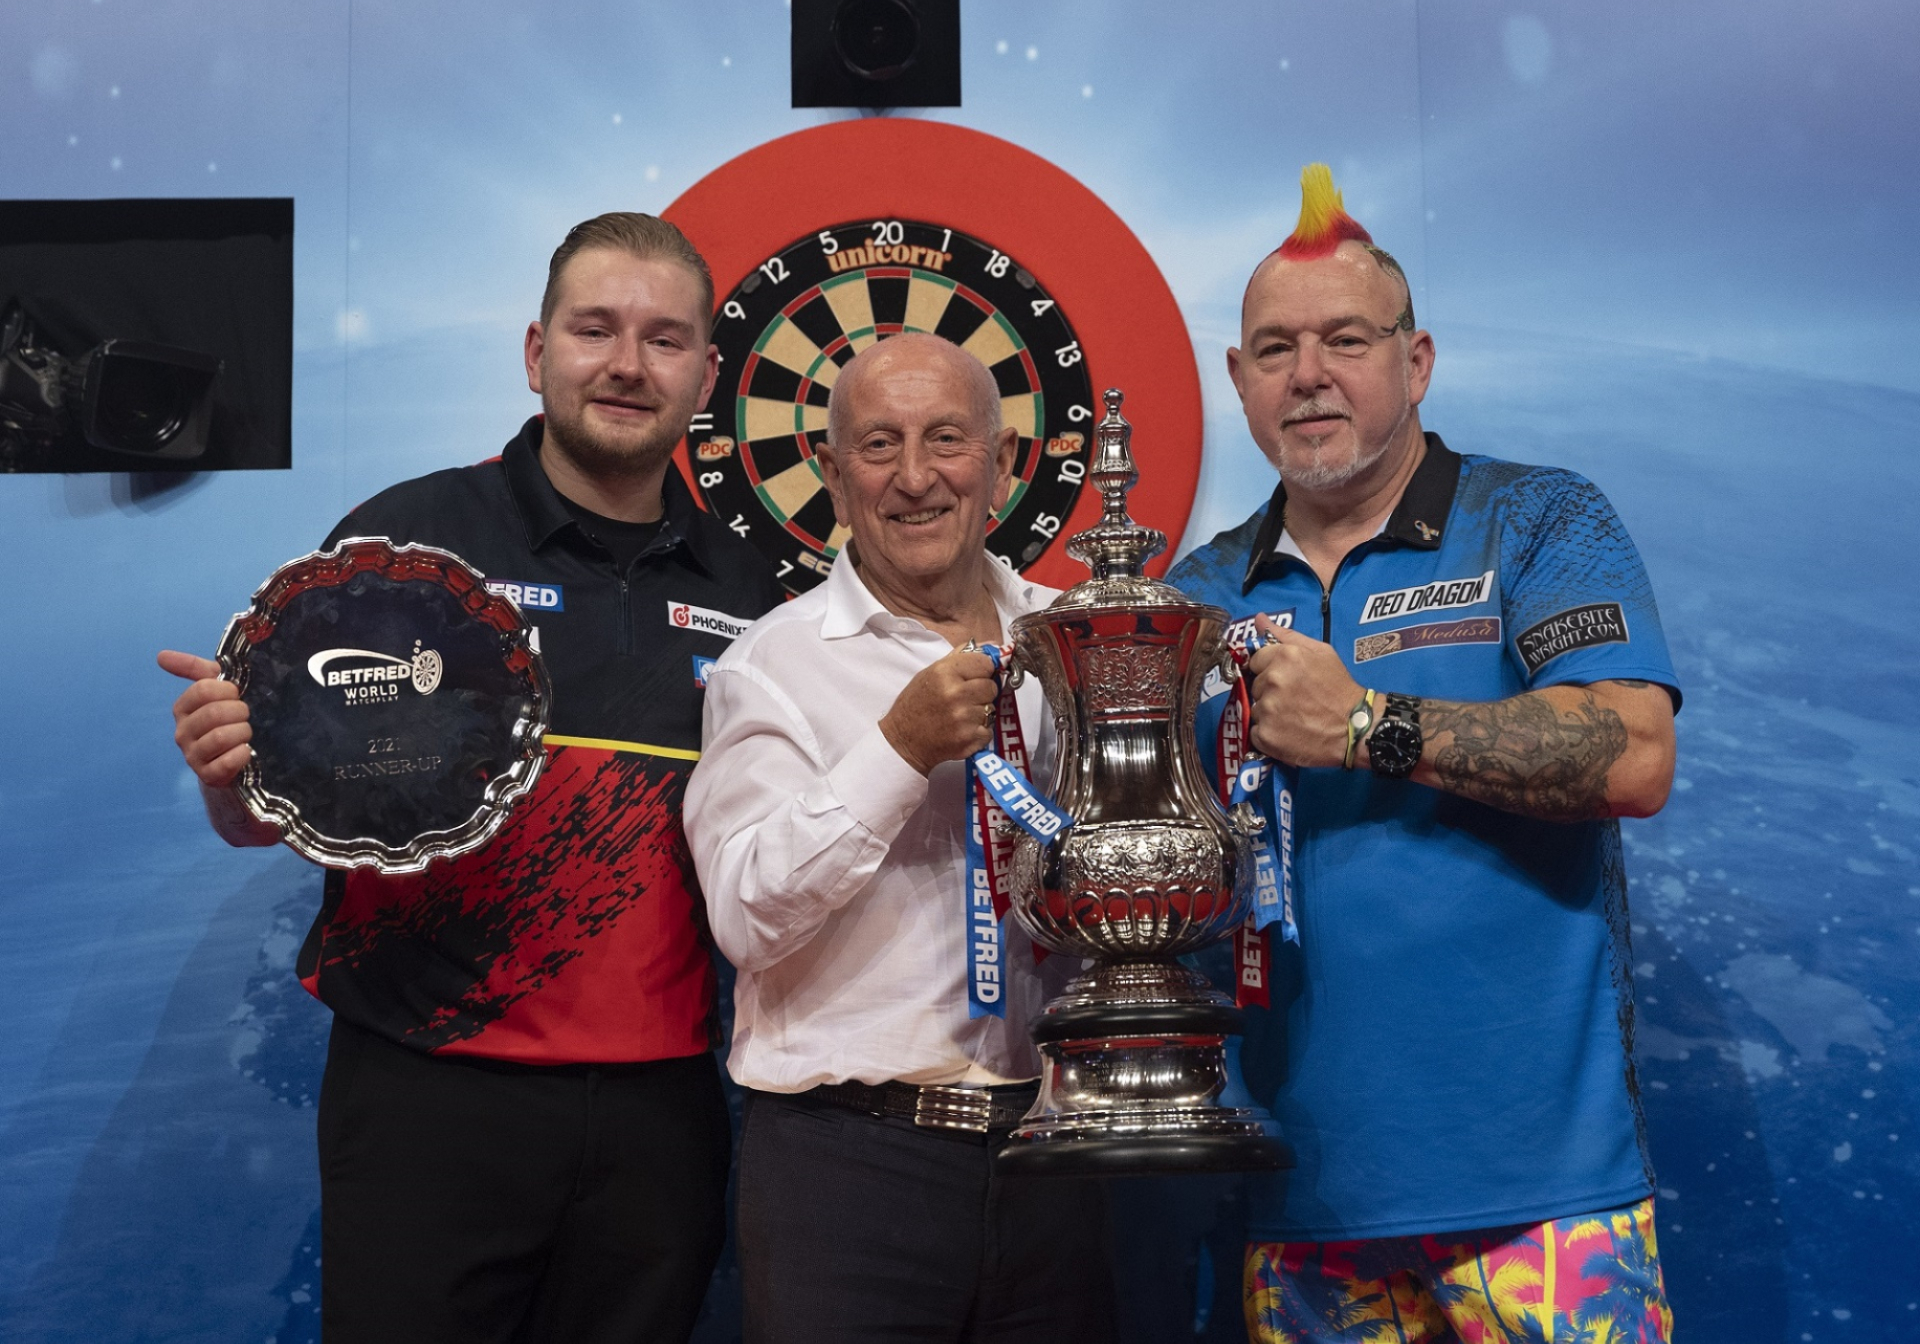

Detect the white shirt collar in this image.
[1272,528,1310,565]
[1273,517,1388,563]
[820,542,1039,641]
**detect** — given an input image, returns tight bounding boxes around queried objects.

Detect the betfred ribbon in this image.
[964,644,1073,1018]
[1218,638,1300,1011]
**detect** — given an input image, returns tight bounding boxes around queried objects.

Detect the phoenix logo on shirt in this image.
[667,600,753,640]
[1358,571,1495,624]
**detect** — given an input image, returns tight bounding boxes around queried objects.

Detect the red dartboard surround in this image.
[665,118,1202,594]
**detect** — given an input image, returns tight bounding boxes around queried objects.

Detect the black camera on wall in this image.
[1,302,222,467]
[0,196,292,474]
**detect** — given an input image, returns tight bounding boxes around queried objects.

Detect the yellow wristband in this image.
[1342,689,1379,770]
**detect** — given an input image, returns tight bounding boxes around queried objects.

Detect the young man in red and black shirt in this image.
[162,214,781,1343]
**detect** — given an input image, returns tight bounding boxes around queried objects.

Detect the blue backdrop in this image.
[3,3,1916,1340]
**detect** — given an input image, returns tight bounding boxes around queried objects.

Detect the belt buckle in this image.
[913,1084,992,1134]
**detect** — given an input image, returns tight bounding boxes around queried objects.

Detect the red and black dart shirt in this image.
[298,416,783,1064]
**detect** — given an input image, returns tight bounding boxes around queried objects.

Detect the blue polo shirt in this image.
[1168,435,1679,1240]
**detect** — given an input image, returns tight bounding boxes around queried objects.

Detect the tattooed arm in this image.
[1381,680,1676,822]
[1244,625,1676,821]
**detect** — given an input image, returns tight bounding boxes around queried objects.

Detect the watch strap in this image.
[1367,692,1424,779]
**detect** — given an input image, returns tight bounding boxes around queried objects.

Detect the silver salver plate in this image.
[216,537,551,873]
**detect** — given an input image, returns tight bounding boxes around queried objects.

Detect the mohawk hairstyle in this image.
[1276,163,1374,259]
[1270,163,1415,331]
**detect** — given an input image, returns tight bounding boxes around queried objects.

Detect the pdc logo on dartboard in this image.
[307,640,443,705]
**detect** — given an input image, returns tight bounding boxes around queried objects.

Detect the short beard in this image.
[1278,432,1392,491]
[1274,379,1411,490]
[541,403,682,481]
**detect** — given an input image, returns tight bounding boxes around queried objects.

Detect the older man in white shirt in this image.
[685,333,1113,1343]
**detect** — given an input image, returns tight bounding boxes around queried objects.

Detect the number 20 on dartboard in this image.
[689,218,1098,594]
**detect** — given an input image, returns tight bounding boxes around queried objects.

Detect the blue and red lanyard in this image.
[965,644,1071,1019]
[1220,643,1300,1009]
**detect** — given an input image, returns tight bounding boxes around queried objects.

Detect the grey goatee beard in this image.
[1277,397,1386,490]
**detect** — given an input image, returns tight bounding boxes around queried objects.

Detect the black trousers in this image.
[737,1088,1116,1343]
[317,1017,730,1344]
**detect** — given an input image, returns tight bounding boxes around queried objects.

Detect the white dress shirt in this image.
[685,551,1076,1093]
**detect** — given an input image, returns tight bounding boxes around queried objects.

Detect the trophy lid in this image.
[1065,388,1167,580]
[1036,388,1209,617]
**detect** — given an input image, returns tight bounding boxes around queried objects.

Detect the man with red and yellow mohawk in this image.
[1273,163,1382,258]
[1168,165,1682,1343]
[1270,162,1414,329]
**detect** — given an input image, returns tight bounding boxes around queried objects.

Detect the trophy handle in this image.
[1229,800,1267,839]
[1214,642,1241,684]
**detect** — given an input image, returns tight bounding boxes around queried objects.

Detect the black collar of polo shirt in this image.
[1241,432,1464,595]
[500,414,722,576]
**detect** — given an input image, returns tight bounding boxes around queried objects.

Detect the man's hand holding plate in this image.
[160,649,253,790]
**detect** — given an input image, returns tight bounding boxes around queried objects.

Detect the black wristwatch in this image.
[1366,693,1423,779]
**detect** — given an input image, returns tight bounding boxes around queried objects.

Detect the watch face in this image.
[691,218,1096,591]
[1369,717,1423,778]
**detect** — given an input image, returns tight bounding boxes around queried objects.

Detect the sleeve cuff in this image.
[823,724,932,840]
[1532,664,1683,712]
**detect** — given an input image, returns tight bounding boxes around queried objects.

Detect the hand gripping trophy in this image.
[997,389,1292,1176]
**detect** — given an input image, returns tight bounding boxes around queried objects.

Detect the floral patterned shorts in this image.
[1244,1197,1673,1344]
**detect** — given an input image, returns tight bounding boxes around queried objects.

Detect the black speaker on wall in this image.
[792,0,962,109]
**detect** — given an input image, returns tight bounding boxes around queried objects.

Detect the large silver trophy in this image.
[997,389,1292,1176]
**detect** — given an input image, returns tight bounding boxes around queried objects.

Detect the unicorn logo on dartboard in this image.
[696,216,1099,595]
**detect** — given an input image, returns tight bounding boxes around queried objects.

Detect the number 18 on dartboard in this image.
[690,217,1098,594]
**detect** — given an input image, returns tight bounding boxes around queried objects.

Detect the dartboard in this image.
[689,218,1096,592]
[665,119,1203,596]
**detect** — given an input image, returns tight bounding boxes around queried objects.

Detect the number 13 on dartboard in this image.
[689,217,1097,594]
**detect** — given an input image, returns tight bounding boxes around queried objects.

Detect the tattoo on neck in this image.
[1425,691,1628,822]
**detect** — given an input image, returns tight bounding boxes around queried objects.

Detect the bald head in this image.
[827,333,1002,450]
[1243,239,1415,336]
[814,330,1018,617]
